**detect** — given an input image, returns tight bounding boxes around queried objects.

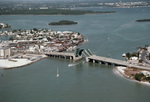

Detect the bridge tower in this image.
[74,48,93,57]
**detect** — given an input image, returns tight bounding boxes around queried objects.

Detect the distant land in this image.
[136,19,150,22]
[0,9,116,15]
[49,20,78,25]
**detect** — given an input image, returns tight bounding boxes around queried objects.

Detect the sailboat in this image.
[56,68,59,77]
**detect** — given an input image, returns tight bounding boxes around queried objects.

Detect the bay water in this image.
[0,7,150,102]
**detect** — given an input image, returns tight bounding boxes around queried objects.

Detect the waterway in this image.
[0,7,150,102]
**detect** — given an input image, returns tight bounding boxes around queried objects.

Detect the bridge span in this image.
[86,55,150,70]
[45,52,82,61]
[44,50,150,70]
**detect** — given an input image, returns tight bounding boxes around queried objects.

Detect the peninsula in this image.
[49,20,78,25]
[0,28,87,69]
[115,45,150,85]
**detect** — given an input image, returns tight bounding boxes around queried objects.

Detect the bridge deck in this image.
[88,55,128,66]
[45,52,150,70]
[87,55,150,70]
[45,52,74,56]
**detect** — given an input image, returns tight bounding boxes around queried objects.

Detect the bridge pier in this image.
[93,60,95,63]
[45,52,82,61]
[105,62,108,66]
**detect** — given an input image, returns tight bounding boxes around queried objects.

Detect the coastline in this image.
[0,12,115,16]
[113,66,150,86]
[0,54,47,69]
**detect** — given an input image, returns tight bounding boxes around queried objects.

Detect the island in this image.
[0,23,11,29]
[136,19,150,22]
[49,20,78,25]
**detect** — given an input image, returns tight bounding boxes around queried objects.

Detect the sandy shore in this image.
[113,66,150,86]
[0,54,47,69]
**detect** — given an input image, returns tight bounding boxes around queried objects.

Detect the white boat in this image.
[68,63,77,67]
[56,68,59,77]
[68,64,74,67]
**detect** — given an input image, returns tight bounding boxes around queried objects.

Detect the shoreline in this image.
[0,54,47,69]
[0,12,115,16]
[113,66,150,86]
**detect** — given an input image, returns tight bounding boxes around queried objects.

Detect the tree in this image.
[126,52,131,59]
[145,77,150,81]
[0,25,3,29]
[139,60,143,63]
[33,28,38,31]
[135,73,144,81]
[149,54,150,60]
[9,36,14,41]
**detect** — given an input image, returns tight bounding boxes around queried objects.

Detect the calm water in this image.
[0,7,150,102]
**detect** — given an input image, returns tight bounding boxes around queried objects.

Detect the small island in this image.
[136,19,150,22]
[49,20,78,25]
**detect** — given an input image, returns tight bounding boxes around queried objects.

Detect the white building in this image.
[0,47,11,58]
[140,71,150,77]
[40,7,48,9]
[147,46,150,52]
[130,56,138,61]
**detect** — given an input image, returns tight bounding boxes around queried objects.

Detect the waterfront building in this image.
[147,46,150,53]
[0,47,11,58]
[140,71,150,77]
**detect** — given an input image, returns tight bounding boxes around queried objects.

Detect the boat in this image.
[68,63,77,67]
[56,68,59,77]
[68,64,74,67]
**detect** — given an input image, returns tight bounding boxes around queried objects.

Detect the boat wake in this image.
[68,62,81,67]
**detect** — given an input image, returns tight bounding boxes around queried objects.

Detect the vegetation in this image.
[9,36,14,41]
[49,20,78,25]
[125,52,138,59]
[0,8,116,15]
[136,19,150,22]
[0,25,3,29]
[139,60,143,63]
[135,73,145,81]
[145,77,150,82]
[135,73,150,83]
